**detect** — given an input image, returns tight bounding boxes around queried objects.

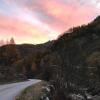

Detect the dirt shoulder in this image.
[16,81,48,100]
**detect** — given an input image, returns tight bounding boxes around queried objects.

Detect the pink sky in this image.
[0,0,100,44]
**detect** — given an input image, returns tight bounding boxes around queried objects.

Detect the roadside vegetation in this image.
[16,81,48,100]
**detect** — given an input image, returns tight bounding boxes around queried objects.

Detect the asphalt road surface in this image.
[0,79,41,100]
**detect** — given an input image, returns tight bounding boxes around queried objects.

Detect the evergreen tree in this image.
[0,40,4,46]
[10,37,15,44]
[2,44,21,65]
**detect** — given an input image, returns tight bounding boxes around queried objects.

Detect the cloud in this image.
[11,0,99,32]
[0,15,50,44]
[0,0,100,44]
[25,0,98,33]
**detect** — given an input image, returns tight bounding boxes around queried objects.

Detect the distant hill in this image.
[0,41,53,83]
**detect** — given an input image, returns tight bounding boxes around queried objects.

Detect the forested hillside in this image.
[39,16,100,100]
[0,41,53,83]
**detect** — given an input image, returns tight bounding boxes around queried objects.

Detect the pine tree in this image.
[4,44,20,65]
[0,40,4,46]
[10,37,15,44]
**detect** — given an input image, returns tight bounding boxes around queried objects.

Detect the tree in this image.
[10,37,15,44]
[0,40,4,46]
[0,44,21,66]
[86,52,100,82]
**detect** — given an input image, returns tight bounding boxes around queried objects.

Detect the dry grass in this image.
[16,81,48,100]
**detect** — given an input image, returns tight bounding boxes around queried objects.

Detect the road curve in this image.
[0,79,41,100]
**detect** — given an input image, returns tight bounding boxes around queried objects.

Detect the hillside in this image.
[0,41,53,83]
[39,16,100,100]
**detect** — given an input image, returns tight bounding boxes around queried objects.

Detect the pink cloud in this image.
[0,0,100,44]
[37,0,98,32]
[16,0,98,33]
[0,15,49,44]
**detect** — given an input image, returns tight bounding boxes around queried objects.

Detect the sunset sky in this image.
[0,0,100,44]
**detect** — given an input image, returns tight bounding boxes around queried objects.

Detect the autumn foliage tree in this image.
[0,44,21,66]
